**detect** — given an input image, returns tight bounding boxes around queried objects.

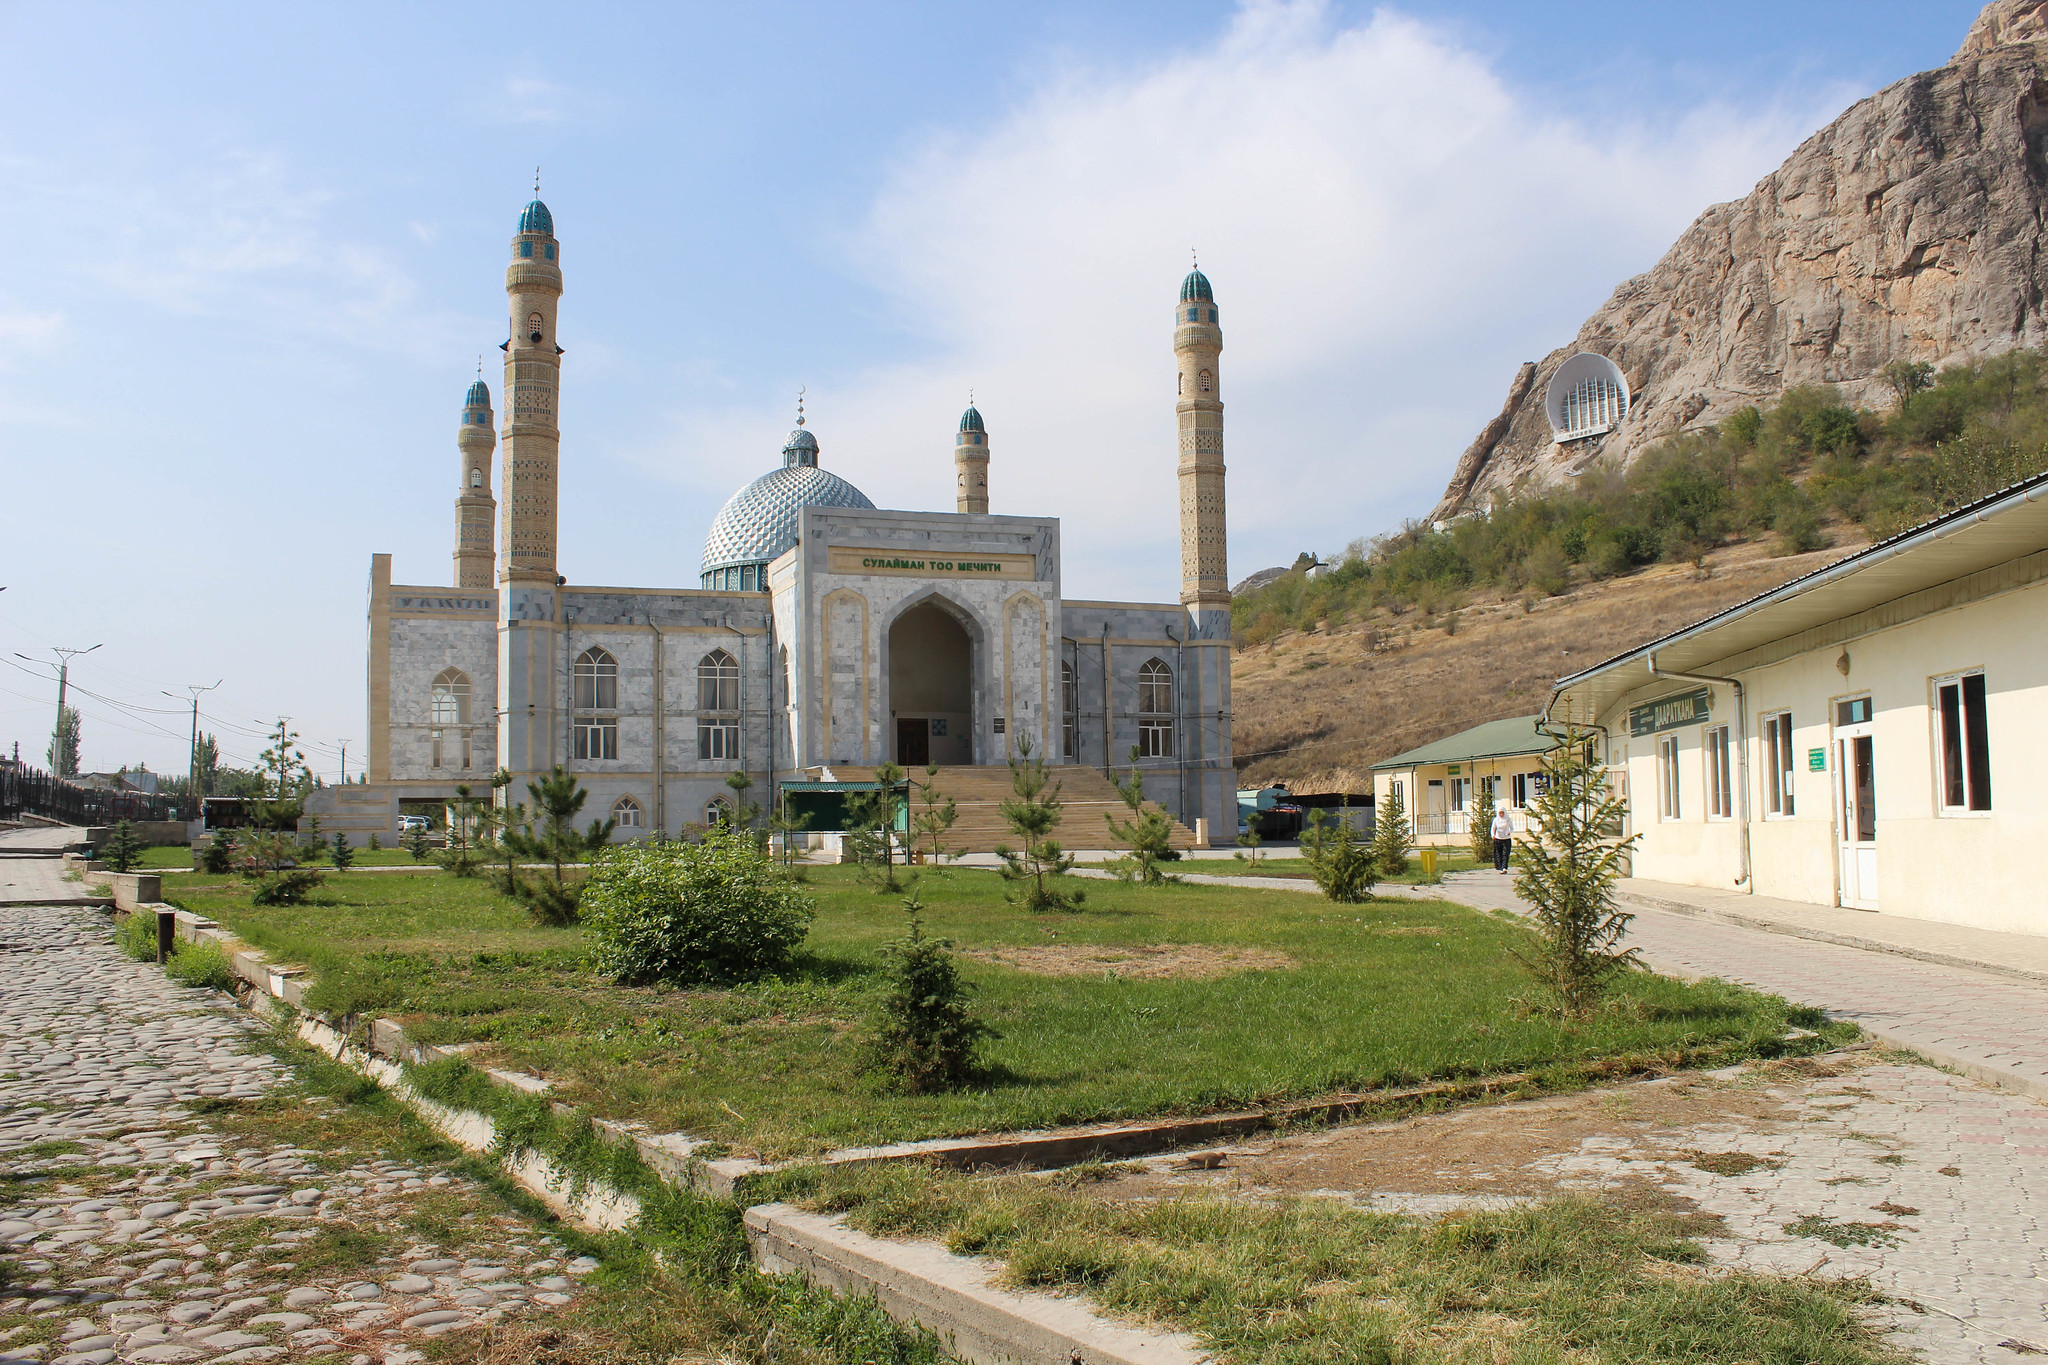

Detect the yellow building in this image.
[1370,715,1556,847]
[1547,472,2048,934]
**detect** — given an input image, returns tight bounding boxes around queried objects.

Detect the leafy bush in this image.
[165,938,238,992]
[866,899,997,1092]
[117,910,160,962]
[581,828,815,986]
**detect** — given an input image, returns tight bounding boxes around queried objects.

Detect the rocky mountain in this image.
[1435,0,2048,518]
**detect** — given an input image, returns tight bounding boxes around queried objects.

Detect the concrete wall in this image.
[1597,577,2048,933]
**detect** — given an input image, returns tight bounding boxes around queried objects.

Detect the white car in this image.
[398,815,431,833]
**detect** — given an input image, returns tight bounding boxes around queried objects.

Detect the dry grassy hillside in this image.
[1232,537,1861,790]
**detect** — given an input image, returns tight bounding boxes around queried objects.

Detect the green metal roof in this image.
[1369,714,1554,771]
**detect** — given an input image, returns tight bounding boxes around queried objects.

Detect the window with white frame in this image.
[1511,772,1530,808]
[697,718,739,761]
[697,650,739,711]
[574,647,618,710]
[573,716,617,761]
[705,796,733,828]
[1935,670,1992,812]
[1137,657,1174,759]
[1061,660,1077,760]
[430,729,444,769]
[431,668,470,726]
[1762,711,1795,816]
[611,796,643,829]
[1658,735,1681,820]
[1449,776,1469,811]
[1705,725,1733,819]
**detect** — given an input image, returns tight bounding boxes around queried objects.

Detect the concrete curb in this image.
[747,1204,1211,1365]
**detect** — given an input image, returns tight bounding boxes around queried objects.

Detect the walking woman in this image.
[1491,803,1515,873]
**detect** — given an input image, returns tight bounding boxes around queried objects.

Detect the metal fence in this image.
[0,763,188,827]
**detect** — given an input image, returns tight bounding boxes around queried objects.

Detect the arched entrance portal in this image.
[889,603,973,766]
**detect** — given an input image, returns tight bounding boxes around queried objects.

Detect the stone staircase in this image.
[803,764,1202,856]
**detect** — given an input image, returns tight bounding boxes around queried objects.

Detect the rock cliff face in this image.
[1436,0,2048,518]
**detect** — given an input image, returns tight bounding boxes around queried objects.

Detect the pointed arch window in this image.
[431,669,470,726]
[1137,658,1174,759]
[611,795,643,829]
[1062,660,1078,760]
[697,649,741,761]
[574,647,617,710]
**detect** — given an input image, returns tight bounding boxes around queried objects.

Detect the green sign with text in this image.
[1628,686,1712,737]
[1808,748,1826,771]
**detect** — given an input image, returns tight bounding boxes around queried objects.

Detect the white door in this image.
[1835,716,1877,910]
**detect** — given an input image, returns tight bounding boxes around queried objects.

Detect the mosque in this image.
[319,196,1235,847]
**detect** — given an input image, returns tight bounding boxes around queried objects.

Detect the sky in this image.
[0,0,1986,781]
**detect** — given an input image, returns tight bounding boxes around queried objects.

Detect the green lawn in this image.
[138,845,438,870]
[164,865,1832,1160]
[1107,852,1486,883]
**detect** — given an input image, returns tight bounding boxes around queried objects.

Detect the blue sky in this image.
[0,0,1985,778]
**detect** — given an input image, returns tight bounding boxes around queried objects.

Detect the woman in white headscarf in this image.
[1490,803,1515,873]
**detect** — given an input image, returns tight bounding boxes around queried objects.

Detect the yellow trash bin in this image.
[1419,849,1439,883]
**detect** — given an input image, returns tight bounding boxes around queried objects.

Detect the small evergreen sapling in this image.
[844,762,909,892]
[868,897,997,1092]
[100,820,143,874]
[1372,788,1412,877]
[995,736,1083,912]
[909,765,959,866]
[405,823,432,863]
[366,831,381,852]
[1300,804,1376,903]
[201,831,237,875]
[329,830,354,872]
[1512,725,1644,1016]
[1104,747,1179,884]
[1468,783,1498,866]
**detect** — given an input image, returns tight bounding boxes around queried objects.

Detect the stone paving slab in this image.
[0,897,593,1365]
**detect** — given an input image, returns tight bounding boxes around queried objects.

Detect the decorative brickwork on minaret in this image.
[454,378,497,589]
[1175,268,1229,637]
[500,200,562,584]
[955,402,989,514]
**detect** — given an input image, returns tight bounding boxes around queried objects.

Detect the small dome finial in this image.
[535,165,541,196]
[796,385,806,427]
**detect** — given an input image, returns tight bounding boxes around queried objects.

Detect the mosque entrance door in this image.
[889,603,974,766]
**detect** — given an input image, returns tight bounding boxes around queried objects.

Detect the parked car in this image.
[398,814,430,832]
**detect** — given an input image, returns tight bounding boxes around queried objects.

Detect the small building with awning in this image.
[1546,471,2048,933]
[1370,715,1556,846]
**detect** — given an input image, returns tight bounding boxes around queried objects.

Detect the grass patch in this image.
[1783,1214,1905,1249]
[1688,1150,1784,1177]
[1090,852,1485,883]
[768,1162,1905,1364]
[137,845,435,870]
[168,866,1845,1159]
[6,1141,85,1161]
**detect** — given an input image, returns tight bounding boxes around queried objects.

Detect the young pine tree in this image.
[329,830,355,872]
[845,762,909,892]
[1103,747,1179,884]
[1512,726,1643,1016]
[1468,782,1498,866]
[909,765,959,867]
[995,736,1083,912]
[404,822,432,863]
[1300,804,1376,903]
[499,766,614,926]
[100,820,143,874]
[867,897,997,1092]
[1372,787,1412,877]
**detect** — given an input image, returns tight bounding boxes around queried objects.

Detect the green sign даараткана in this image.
[1628,686,1713,737]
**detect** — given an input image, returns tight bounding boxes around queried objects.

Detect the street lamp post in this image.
[16,643,101,777]
[164,681,223,815]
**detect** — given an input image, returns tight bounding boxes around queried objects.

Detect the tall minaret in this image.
[955,399,988,514]
[499,196,562,584]
[497,193,563,782]
[453,374,496,589]
[1175,264,1229,637]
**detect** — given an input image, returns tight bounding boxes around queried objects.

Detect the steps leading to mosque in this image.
[799,764,1202,856]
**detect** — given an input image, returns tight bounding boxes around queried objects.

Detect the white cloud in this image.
[650,0,1847,597]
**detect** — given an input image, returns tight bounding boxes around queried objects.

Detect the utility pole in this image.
[163,681,222,811]
[16,643,100,777]
[338,740,349,785]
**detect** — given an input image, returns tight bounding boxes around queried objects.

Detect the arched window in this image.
[431,668,470,726]
[1137,658,1174,759]
[527,311,544,344]
[574,647,617,710]
[705,796,733,828]
[469,468,483,488]
[1198,369,1213,393]
[1061,660,1078,760]
[697,650,739,711]
[611,795,643,829]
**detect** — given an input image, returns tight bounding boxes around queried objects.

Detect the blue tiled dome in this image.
[518,199,554,236]
[1180,268,1213,303]
[700,428,875,576]
[464,380,490,409]
[959,405,984,433]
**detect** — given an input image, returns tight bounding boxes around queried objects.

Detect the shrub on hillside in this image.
[581,828,814,986]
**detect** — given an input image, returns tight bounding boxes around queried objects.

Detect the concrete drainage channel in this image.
[102,887,1211,1365]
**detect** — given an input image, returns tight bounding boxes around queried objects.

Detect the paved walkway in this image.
[0,896,589,1365]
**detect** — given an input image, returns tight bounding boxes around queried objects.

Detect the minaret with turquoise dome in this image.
[454,373,496,589]
[955,399,989,514]
[1175,263,1229,637]
[497,190,564,782]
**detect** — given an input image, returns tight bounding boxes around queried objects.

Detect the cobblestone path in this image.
[0,900,589,1365]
